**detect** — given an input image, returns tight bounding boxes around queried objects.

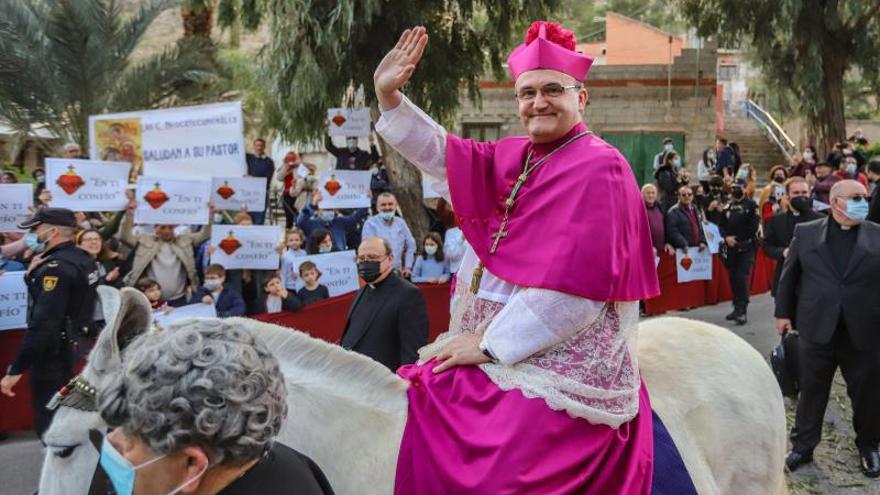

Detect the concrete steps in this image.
[722,114,790,181]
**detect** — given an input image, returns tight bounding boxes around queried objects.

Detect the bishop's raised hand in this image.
[373,26,428,111]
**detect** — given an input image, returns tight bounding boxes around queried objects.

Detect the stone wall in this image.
[454,43,719,174]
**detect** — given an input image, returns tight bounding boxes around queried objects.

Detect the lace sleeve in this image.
[481,287,605,365]
[375,95,448,182]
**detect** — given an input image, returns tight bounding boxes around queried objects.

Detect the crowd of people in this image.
[643,134,878,326]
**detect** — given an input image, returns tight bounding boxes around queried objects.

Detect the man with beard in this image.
[763,176,820,296]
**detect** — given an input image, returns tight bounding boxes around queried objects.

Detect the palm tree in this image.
[0,0,218,151]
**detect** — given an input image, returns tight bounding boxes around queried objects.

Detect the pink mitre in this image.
[506,21,594,82]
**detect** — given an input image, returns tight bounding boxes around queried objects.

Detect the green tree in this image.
[0,0,217,152]
[678,0,880,152]
[259,0,561,241]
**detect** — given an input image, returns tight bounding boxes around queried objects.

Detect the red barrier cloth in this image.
[0,331,34,432]
[643,251,776,316]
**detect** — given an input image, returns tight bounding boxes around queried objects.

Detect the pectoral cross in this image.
[490,224,508,254]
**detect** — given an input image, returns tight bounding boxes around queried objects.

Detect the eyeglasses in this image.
[841,194,867,202]
[679,192,693,197]
[514,83,582,101]
[356,254,388,263]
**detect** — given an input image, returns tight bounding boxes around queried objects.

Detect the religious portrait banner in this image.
[89,101,246,179]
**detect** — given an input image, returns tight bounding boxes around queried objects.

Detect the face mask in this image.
[100,437,206,495]
[790,196,812,214]
[732,189,744,200]
[846,163,857,176]
[672,158,682,168]
[25,231,49,253]
[358,260,382,283]
[371,167,380,176]
[664,143,673,152]
[843,149,852,156]
[737,169,749,180]
[773,175,785,183]
[707,152,716,161]
[424,245,438,256]
[803,151,814,160]
[380,211,395,222]
[204,279,222,291]
[319,245,332,254]
[346,139,358,150]
[212,212,224,224]
[320,211,335,222]
[845,198,869,222]
[35,175,45,183]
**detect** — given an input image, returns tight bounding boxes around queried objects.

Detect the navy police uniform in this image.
[6,208,99,437]
[720,187,760,324]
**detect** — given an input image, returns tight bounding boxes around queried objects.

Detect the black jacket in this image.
[664,203,707,249]
[719,198,759,250]
[774,218,880,351]
[218,443,334,495]
[653,165,679,211]
[340,271,428,371]
[868,186,880,223]
[325,136,379,171]
[10,241,99,376]
[763,209,820,296]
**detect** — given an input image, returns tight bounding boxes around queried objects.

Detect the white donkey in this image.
[39,287,788,495]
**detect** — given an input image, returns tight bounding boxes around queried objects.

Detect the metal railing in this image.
[742,100,798,161]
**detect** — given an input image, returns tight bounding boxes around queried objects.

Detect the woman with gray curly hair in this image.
[96,318,334,495]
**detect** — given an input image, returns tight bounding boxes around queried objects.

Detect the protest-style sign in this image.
[0,271,28,331]
[210,225,282,270]
[326,108,371,137]
[0,184,33,232]
[702,221,722,255]
[288,250,359,297]
[317,170,371,209]
[46,158,130,212]
[152,303,217,328]
[675,248,713,283]
[134,177,211,225]
[89,101,246,179]
[211,177,267,212]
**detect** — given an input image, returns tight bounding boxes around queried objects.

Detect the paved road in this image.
[1,293,876,494]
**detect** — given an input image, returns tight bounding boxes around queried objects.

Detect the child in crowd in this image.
[280,228,307,290]
[261,273,303,314]
[136,278,170,313]
[296,261,330,305]
[190,264,246,317]
[412,232,450,284]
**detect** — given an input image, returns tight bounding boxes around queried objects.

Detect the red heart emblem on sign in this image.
[331,112,347,127]
[680,256,693,271]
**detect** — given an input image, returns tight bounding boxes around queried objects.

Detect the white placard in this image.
[210,225,283,270]
[0,184,33,232]
[675,248,713,283]
[210,177,267,212]
[326,108,371,137]
[0,271,28,331]
[702,221,722,255]
[153,303,217,328]
[45,158,131,212]
[317,170,371,209]
[134,177,211,225]
[89,101,246,179]
[287,250,359,297]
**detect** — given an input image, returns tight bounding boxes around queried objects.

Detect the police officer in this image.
[720,180,760,325]
[0,208,99,438]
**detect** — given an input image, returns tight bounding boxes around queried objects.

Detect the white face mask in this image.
[664,143,674,152]
[803,151,813,160]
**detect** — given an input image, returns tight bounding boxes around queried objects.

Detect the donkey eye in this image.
[52,444,79,458]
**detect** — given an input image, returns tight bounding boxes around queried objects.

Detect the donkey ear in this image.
[88,287,153,374]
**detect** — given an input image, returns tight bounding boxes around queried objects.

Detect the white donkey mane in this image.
[225,317,409,414]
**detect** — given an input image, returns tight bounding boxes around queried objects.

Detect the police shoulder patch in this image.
[43,276,59,292]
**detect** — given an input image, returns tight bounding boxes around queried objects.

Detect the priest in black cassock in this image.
[341,237,428,371]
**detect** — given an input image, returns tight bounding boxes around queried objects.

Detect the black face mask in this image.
[790,196,813,213]
[358,260,383,283]
[732,189,744,200]
[773,175,785,183]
